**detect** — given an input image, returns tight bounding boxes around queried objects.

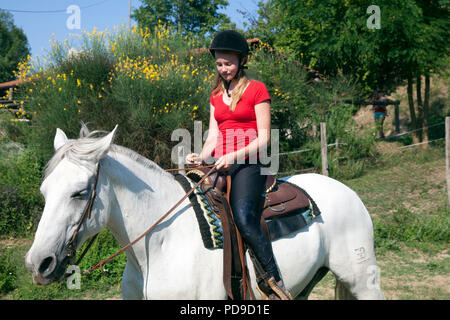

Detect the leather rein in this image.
[65,163,216,275]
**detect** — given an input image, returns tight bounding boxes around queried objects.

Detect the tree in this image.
[412,0,450,145]
[133,0,230,38]
[0,10,30,83]
[253,0,449,143]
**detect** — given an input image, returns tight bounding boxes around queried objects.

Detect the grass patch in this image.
[373,206,449,253]
[309,144,449,300]
[0,229,124,300]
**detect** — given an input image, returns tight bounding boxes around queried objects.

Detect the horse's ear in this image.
[54,128,68,150]
[94,125,118,161]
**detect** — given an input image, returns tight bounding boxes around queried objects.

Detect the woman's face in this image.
[215,51,240,82]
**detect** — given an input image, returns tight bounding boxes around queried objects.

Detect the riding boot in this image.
[248,248,293,300]
[255,273,293,300]
[232,196,294,300]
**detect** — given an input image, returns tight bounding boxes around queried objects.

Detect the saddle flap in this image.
[262,181,311,219]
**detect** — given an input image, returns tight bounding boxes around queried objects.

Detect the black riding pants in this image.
[227,163,281,282]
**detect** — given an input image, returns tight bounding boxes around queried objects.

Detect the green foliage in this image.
[133,0,230,39]
[77,229,126,286]
[16,25,217,168]
[10,24,377,177]
[0,10,30,83]
[253,0,450,94]
[248,45,376,174]
[0,250,17,295]
[0,148,44,237]
[0,230,124,299]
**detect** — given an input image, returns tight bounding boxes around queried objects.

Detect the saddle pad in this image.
[173,174,321,249]
[174,173,224,249]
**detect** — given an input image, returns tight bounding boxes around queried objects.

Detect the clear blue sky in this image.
[0,0,260,59]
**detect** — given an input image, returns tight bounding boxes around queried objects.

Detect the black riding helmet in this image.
[209,30,249,59]
[210,30,249,97]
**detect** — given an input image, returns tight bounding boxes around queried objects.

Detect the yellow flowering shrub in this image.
[15,24,212,165]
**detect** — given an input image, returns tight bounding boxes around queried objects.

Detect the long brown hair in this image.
[211,55,250,112]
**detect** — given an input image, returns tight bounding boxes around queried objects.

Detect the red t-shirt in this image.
[374,97,387,113]
[209,80,271,158]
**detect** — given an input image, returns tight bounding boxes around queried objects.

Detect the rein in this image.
[67,163,216,274]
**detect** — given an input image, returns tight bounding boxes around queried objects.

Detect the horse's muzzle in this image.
[25,251,69,285]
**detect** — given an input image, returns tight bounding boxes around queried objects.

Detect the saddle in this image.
[185,167,311,220]
[185,166,313,300]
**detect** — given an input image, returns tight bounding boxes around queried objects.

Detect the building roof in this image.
[0,79,22,89]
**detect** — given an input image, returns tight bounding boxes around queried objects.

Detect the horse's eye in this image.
[71,189,88,199]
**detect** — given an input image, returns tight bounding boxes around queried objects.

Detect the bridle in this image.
[64,162,216,275]
[65,163,101,266]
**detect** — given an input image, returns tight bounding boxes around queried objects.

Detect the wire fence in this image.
[381,121,445,139]
[276,121,446,175]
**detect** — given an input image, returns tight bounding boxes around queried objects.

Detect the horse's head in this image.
[25,125,117,285]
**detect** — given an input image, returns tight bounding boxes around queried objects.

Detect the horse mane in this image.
[109,144,173,179]
[44,124,172,180]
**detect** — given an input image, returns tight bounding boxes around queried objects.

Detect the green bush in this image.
[77,229,126,287]
[13,24,376,174]
[15,24,214,168]
[0,149,44,236]
[248,45,376,175]
[0,250,17,295]
[0,230,124,299]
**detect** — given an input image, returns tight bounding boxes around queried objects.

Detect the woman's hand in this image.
[215,152,237,171]
[185,153,202,165]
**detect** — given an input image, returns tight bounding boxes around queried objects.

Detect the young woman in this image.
[185,30,292,300]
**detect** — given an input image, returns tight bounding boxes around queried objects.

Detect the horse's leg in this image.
[121,261,144,300]
[284,174,385,300]
[334,278,356,300]
[296,267,330,300]
[332,258,384,300]
[329,237,385,300]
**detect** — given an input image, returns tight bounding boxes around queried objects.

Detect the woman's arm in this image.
[186,104,219,164]
[215,100,271,170]
[199,104,219,161]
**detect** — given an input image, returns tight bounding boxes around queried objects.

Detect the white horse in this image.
[25,126,385,300]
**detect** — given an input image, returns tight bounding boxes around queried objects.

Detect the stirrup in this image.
[257,276,293,300]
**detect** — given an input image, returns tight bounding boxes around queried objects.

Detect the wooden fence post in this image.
[320,122,328,176]
[394,102,400,134]
[335,138,339,168]
[446,117,450,205]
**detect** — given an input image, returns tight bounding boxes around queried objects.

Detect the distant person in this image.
[373,92,389,139]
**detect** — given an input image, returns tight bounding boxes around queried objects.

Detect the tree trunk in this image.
[417,75,424,143]
[407,76,420,144]
[422,72,431,147]
[416,75,423,108]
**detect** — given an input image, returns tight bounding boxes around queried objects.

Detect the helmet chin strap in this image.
[224,80,232,98]
[223,62,248,98]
